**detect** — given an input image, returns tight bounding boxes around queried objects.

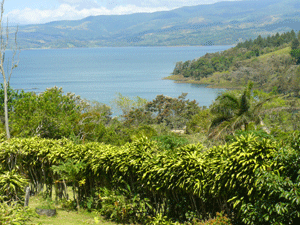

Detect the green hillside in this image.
[14,0,300,49]
[168,30,300,94]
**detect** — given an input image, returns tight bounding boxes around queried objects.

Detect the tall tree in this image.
[290,29,296,40]
[209,82,277,138]
[11,87,84,139]
[291,38,299,50]
[290,49,300,64]
[0,0,19,139]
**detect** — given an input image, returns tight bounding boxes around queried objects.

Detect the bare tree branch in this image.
[0,0,19,139]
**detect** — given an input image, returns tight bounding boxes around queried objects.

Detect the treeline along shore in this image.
[168,30,300,94]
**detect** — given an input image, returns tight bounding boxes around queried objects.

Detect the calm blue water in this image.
[9,46,231,110]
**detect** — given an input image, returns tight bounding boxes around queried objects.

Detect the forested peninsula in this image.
[2,31,300,224]
[168,30,300,94]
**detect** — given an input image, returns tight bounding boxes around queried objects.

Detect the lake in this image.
[9,46,232,111]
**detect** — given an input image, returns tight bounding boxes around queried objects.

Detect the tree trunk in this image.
[24,186,30,207]
[260,120,270,134]
[3,81,10,139]
[0,0,20,140]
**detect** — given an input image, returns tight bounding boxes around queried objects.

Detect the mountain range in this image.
[14,0,300,49]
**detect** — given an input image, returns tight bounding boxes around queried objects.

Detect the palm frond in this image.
[253,94,285,114]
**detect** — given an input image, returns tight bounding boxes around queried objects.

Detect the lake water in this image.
[9,46,231,110]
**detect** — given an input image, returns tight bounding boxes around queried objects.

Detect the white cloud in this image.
[101,0,231,9]
[57,0,100,9]
[5,0,241,25]
[6,3,170,24]
[59,0,88,3]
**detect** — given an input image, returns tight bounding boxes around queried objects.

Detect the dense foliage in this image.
[0,132,300,224]
[172,30,300,95]
[123,93,200,129]
[173,30,299,78]
[0,85,298,224]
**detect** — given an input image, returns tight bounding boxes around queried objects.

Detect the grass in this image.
[252,46,291,61]
[164,74,208,84]
[26,195,117,225]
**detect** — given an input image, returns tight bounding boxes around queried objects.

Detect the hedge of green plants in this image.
[0,133,300,224]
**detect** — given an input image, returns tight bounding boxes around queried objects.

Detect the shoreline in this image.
[19,44,234,51]
[163,74,241,89]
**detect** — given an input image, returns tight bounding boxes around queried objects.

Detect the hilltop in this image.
[13,0,300,49]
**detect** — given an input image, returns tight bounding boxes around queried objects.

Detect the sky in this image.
[3,0,239,25]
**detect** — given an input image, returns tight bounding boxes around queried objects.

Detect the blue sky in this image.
[3,0,239,25]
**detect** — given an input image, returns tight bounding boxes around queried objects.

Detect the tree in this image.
[290,49,300,64]
[11,87,85,139]
[254,35,264,47]
[145,93,200,129]
[0,0,19,139]
[0,85,23,128]
[76,101,112,142]
[172,61,183,75]
[186,106,211,134]
[291,38,299,50]
[251,44,260,57]
[290,66,300,96]
[209,82,277,138]
[290,29,296,40]
[111,93,147,116]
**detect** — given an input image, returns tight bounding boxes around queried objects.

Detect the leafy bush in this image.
[98,186,151,224]
[0,170,28,204]
[197,212,232,225]
[147,213,179,225]
[0,201,37,224]
[231,139,300,224]
[36,197,56,210]
[60,198,77,211]
[152,134,189,150]
[291,49,300,64]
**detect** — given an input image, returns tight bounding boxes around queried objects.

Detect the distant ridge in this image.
[15,0,300,49]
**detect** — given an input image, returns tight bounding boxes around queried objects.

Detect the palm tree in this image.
[209,82,274,138]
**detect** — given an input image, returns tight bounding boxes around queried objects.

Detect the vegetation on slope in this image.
[170,30,300,94]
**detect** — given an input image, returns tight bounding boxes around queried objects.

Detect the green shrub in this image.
[0,170,28,204]
[198,212,232,225]
[147,213,180,225]
[0,201,37,224]
[36,198,56,210]
[152,134,189,150]
[98,187,151,224]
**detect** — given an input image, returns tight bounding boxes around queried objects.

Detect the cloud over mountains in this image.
[6,0,169,24]
[5,0,234,25]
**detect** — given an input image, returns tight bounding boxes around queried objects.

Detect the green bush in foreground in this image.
[0,133,299,224]
[98,186,151,224]
[0,170,28,204]
[198,212,232,225]
[0,201,37,225]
